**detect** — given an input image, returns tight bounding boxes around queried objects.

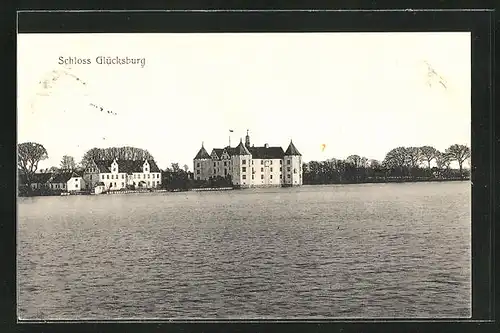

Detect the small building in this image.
[48,172,84,192]
[94,182,106,194]
[29,173,53,190]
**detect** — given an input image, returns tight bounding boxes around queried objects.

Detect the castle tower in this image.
[231,138,252,188]
[283,140,302,186]
[193,142,212,181]
[245,129,251,149]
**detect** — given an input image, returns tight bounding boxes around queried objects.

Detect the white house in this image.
[48,172,84,192]
[83,158,162,191]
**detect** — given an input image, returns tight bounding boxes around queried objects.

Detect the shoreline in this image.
[18,178,469,197]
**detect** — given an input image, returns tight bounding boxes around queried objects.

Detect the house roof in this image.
[50,172,73,183]
[92,159,160,173]
[194,145,211,160]
[32,173,53,183]
[284,141,302,156]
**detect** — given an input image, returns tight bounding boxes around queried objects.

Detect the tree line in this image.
[18,142,471,195]
[303,144,471,185]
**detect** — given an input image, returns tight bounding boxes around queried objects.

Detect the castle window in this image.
[280,167,282,172]
[114,182,117,187]
[287,174,291,179]
[242,167,246,172]
[224,162,227,166]
[270,175,273,179]
[214,162,216,167]
[145,168,148,172]
[252,160,254,165]
[148,174,150,179]
[197,170,200,174]
[102,175,104,180]
[261,174,264,179]
[113,168,116,172]
[270,160,273,165]
[287,160,291,165]
[242,175,246,180]
[294,168,297,174]
[280,160,282,164]
[261,160,263,165]
[270,167,273,172]
[252,175,254,180]
[287,167,291,172]
[107,175,109,179]
[122,174,125,179]
[197,163,200,167]
[122,182,124,187]
[224,169,227,175]
[242,160,246,165]
[261,167,263,172]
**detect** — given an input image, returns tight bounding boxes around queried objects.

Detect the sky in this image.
[17,32,471,171]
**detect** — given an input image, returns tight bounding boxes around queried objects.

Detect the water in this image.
[17,181,471,319]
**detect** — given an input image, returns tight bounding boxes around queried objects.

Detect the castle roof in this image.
[248,146,285,159]
[234,140,251,155]
[194,145,211,160]
[284,141,302,156]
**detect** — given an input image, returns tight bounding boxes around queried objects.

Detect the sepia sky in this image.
[17,32,471,170]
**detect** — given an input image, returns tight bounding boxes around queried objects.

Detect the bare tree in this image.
[183,164,189,172]
[405,147,421,169]
[435,151,452,171]
[383,147,408,169]
[171,163,180,172]
[17,142,48,192]
[60,155,76,171]
[419,146,438,169]
[446,144,471,179]
[346,155,362,168]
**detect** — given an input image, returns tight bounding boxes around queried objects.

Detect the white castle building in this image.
[193,131,302,188]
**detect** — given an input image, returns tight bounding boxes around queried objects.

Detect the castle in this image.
[193,131,302,188]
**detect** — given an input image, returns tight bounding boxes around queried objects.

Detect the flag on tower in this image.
[229,129,234,132]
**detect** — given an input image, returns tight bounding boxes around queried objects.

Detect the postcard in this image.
[17,31,471,320]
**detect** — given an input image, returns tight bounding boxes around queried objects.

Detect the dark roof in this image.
[234,140,251,155]
[212,147,236,158]
[284,141,302,156]
[146,160,161,172]
[32,173,54,183]
[50,172,74,183]
[248,146,285,159]
[211,148,224,159]
[194,146,211,160]
[94,160,113,173]
[92,159,160,173]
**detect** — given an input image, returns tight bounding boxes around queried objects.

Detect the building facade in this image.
[193,131,303,188]
[83,159,162,191]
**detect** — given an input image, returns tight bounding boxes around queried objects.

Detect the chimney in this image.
[264,143,269,148]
